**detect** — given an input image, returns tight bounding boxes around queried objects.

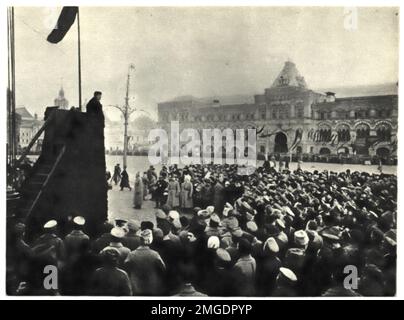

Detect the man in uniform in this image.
[124,229,166,295]
[90,247,132,296]
[64,216,90,258]
[32,220,66,266]
[155,175,168,208]
[101,227,131,266]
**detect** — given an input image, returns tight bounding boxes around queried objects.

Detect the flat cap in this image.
[156,209,167,220]
[44,220,57,229]
[263,237,279,253]
[198,209,211,218]
[294,230,309,247]
[168,210,180,220]
[73,216,85,226]
[110,227,125,238]
[216,248,231,262]
[279,267,297,282]
[246,221,258,233]
[207,236,220,249]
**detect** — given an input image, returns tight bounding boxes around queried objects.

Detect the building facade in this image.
[105,119,150,154]
[16,107,44,152]
[157,61,398,159]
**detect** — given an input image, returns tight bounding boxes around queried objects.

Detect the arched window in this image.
[356,123,370,139]
[376,147,390,157]
[319,147,331,155]
[337,147,349,154]
[376,123,392,142]
[318,125,332,142]
[337,124,351,142]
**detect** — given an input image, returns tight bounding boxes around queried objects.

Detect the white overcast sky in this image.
[13,6,398,120]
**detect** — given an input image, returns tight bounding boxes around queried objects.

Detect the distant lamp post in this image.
[109,64,150,168]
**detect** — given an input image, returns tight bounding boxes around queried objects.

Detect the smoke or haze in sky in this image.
[14,7,398,120]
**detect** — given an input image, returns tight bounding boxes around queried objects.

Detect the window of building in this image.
[295,104,304,118]
[279,106,290,119]
[376,125,392,141]
[318,128,332,142]
[259,106,266,119]
[356,124,370,139]
[337,126,351,142]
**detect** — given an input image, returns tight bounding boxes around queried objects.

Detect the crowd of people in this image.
[7,158,34,191]
[7,161,396,296]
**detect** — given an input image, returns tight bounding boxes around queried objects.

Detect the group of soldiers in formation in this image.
[7,160,396,296]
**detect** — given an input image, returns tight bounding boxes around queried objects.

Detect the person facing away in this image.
[155,174,168,208]
[120,166,132,191]
[112,164,121,185]
[133,172,144,209]
[180,174,193,210]
[101,227,131,267]
[31,220,66,268]
[64,216,90,260]
[166,176,180,208]
[142,172,149,199]
[90,247,132,296]
[86,91,103,117]
[232,237,256,296]
[124,229,166,296]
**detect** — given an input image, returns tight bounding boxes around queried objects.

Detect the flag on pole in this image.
[329,132,339,146]
[290,128,303,150]
[47,7,78,44]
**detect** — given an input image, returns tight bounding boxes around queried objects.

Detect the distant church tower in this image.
[54,86,69,109]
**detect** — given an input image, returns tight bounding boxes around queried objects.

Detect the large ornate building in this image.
[16,107,44,152]
[157,61,398,158]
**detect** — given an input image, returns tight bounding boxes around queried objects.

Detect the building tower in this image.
[54,86,69,109]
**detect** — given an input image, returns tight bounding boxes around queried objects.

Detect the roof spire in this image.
[59,77,65,97]
[271,60,308,89]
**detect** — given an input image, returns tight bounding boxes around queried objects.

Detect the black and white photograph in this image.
[4,4,399,298]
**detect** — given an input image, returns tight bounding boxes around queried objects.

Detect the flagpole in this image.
[77,7,82,111]
[9,7,16,168]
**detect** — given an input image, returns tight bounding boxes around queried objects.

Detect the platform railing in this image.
[25,144,66,219]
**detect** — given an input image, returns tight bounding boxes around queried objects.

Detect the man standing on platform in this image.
[86,91,104,119]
